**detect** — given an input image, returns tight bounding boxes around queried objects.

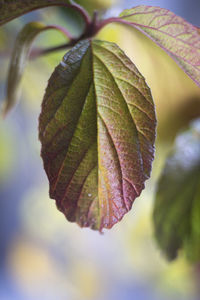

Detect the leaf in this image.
[76,0,116,14]
[153,119,200,261]
[39,39,156,231]
[0,0,71,26]
[116,6,200,87]
[3,22,69,116]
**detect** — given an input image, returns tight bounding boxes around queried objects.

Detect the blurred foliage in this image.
[76,0,118,14]
[153,119,200,262]
[0,121,16,184]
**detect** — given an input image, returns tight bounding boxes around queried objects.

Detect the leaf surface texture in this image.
[0,0,71,25]
[39,39,156,230]
[119,6,200,86]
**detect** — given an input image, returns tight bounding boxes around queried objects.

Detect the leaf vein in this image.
[98,113,128,212]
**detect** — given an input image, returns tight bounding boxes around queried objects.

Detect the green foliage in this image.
[0,0,71,25]
[153,120,200,261]
[76,0,117,14]
[0,1,200,236]
[3,22,70,116]
[39,39,156,230]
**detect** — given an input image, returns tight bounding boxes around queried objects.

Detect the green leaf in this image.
[39,39,156,231]
[0,0,71,26]
[76,0,117,14]
[153,119,200,261]
[116,6,200,87]
[3,22,69,116]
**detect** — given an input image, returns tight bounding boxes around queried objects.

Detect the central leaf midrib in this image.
[60,142,97,202]
[91,40,141,219]
[90,40,101,222]
[75,165,98,221]
[93,50,138,136]
[93,42,154,105]
[92,49,143,178]
[98,113,127,214]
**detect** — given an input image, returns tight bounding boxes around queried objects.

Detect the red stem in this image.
[30,40,77,59]
[95,17,131,33]
[47,25,74,40]
[28,16,127,59]
[69,0,91,27]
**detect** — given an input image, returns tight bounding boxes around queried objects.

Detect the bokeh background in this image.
[0,1,200,299]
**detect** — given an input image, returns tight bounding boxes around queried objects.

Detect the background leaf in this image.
[0,0,72,26]
[117,6,200,87]
[39,39,156,231]
[3,22,70,116]
[76,0,117,14]
[153,119,200,261]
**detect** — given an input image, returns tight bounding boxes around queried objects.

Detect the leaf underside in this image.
[119,5,200,87]
[153,119,200,261]
[39,39,156,231]
[4,22,63,116]
[0,0,70,25]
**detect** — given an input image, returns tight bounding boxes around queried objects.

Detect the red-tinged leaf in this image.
[107,6,200,87]
[3,22,70,116]
[0,0,72,26]
[39,39,156,231]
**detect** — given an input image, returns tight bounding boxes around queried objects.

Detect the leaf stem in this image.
[30,15,123,59]
[94,17,128,33]
[69,0,91,28]
[30,11,101,59]
[47,25,74,40]
[30,40,76,59]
